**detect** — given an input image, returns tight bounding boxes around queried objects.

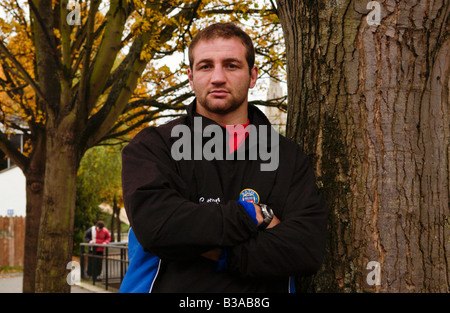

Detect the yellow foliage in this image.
[0,0,285,148]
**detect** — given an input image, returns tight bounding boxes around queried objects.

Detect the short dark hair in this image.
[188,22,255,73]
[96,221,105,229]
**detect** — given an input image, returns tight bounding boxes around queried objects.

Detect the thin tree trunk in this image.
[276,0,449,292]
[23,182,42,293]
[22,133,46,293]
[110,197,116,243]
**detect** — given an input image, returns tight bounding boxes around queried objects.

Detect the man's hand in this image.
[201,248,222,262]
[201,204,280,262]
[254,204,280,229]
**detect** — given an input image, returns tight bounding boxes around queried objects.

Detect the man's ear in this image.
[249,65,258,89]
[187,67,194,90]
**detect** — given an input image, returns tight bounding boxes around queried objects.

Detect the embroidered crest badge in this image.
[239,188,260,204]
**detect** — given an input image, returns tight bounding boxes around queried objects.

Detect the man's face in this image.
[188,37,258,124]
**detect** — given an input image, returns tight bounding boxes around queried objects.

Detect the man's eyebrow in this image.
[195,58,213,65]
[222,58,243,64]
[195,57,244,65]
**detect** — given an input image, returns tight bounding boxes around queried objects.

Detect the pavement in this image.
[0,272,113,293]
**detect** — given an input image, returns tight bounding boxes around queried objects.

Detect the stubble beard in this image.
[196,82,250,117]
[201,96,244,115]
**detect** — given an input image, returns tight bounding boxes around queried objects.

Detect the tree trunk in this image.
[111,196,120,242]
[276,0,449,292]
[35,123,79,293]
[117,206,121,242]
[22,133,46,293]
[110,197,116,243]
[23,180,42,293]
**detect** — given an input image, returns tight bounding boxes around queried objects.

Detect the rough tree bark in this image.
[22,132,45,293]
[276,0,449,292]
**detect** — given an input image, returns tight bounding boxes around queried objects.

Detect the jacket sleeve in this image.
[122,127,257,261]
[84,228,92,243]
[103,229,111,244]
[226,148,328,278]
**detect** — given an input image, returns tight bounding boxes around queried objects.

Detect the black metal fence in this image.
[80,242,128,291]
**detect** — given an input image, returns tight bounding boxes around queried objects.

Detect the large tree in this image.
[276,0,449,292]
[0,0,284,292]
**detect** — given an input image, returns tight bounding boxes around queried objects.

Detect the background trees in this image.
[276,0,449,292]
[0,0,284,292]
[74,144,124,251]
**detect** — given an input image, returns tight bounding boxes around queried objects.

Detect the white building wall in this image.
[0,166,26,216]
[265,78,287,134]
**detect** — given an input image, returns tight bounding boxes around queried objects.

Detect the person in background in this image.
[84,220,111,279]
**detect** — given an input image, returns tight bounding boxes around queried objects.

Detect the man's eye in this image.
[200,64,211,70]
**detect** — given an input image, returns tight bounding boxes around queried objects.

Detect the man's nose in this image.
[211,66,226,84]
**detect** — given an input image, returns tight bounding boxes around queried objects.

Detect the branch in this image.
[85,0,128,112]
[0,61,26,99]
[28,0,62,75]
[204,8,276,15]
[0,41,48,104]
[82,1,200,150]
[0,129,29,172]
[81,39,144,150]
[13,0,32,41]
[100,112,185,143]
[100,108,163,141]
[132,78,190,104]
[249,95,287,112]
[269,0,278,14]
[127,91,193,111]
[70,5,107,110]
[60,0,72,74]
[76,0,102,116]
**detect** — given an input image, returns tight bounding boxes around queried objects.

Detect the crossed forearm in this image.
[201,203,280,261]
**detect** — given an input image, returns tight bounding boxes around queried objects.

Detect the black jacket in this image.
[121,100,327,292]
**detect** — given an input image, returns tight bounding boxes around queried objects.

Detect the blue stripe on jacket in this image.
[119,228,160,293]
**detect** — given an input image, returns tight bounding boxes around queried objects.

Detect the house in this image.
[0,132,26,217]
[0,166,26,217]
